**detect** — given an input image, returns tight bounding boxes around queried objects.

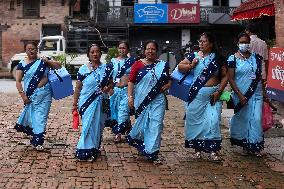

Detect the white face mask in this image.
[238,43,250,52]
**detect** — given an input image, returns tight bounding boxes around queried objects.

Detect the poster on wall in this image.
[168,3,200,23]
[134,4,168,24]
[266,47,284,102]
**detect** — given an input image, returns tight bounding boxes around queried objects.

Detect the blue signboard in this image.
[134,4,168,24]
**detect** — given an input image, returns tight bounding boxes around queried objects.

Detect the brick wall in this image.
[275,0,284,48]
[0,1,69,67]
[0,30,2,67]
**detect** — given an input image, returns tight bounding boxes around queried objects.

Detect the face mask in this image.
[238,43,250,52]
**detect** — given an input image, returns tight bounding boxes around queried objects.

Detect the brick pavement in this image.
[0,93,283,189]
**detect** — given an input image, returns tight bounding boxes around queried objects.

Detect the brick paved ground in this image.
[0,93,283,189]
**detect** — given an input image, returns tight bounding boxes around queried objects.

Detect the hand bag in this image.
[169,67,194,102]
[48,67,74,100]
[262,101,274,132]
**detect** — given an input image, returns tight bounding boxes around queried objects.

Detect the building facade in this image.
[92,0,243,60]
[0,0,69,67]
[275,0,284,47]
[0,0,244,67]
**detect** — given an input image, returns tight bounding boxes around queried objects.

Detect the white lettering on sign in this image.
[271,65,284,86]
[267,89,276,96]
[270,51,284,61]
[171,6,197,20]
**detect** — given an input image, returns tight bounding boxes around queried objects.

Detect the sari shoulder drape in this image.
[19,59,47,98]
[134,60,168,118]
[232,53,262,113]
[187,53,219,104]
[78,63,113,116]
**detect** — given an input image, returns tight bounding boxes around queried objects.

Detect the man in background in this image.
[246,24,283,128]
[245,23,269,79]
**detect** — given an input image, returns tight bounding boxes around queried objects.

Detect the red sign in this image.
[168,3,200,23]
[266,47,284,102]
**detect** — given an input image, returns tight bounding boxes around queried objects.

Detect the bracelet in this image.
[128,96,133,99]
[73,103,78,106]
[19,90,24,94]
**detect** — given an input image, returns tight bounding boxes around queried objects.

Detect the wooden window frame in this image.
[23,0,40,18]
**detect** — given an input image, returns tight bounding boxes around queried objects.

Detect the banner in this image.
[134,4,168,24]
[266,47,284,102]
[168,3,200,23]
[134,3,200,24]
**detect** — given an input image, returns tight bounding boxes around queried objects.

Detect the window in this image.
[39,40,58,51]
[61,0,65,6]
[121,0,136,6]
[17,0,21,6]
[162,0,178,3]
[213,0,229,6]
[42,0,45,6]
[9,1,15,10]
[23,0,40,18]
[42,24,61,36]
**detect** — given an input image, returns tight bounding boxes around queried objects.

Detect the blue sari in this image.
[127,60,169,161]
[184,52,222,153]
[76,63,113,160]
[110,57,135,135]
[14,59,52,147]
[227,53,263,153]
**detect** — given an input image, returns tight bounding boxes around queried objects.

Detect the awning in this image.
[209,13,237,25]
[232,0,275,21]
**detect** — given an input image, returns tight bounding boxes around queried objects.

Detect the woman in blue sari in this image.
[178,32,228,161]
[15,41,61,150]
[73,44,113,161]
[127,41,171,164]
[110,41,135,142]
[227,33,265,157]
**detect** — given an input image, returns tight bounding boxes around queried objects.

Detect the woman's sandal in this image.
[241,149,250,156]
[153,158,163,165]
[191,151,202,159]
[209,152,221,162]
[35,145,44,151]
[254,152,263,158]
[114,134,122,143]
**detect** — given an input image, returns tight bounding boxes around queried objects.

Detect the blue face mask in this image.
[238,43,250,52]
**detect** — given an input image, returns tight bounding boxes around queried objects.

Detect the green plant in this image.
[266,39,276,48]
[105,47,118,63]
[52,54,66,66]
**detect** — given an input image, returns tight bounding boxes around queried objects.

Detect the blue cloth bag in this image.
[169,68,194,102]
[48,67,74,100]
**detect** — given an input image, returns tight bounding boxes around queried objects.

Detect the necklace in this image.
[89,62,100,71]
[238,51,250,60]
[143,58,154,66]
